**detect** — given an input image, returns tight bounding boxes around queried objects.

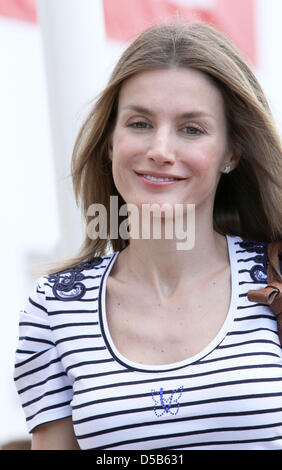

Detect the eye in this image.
[181,126,203,136]
[129,121,151,129]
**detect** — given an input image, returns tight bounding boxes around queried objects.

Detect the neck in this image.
[114,214,229,298]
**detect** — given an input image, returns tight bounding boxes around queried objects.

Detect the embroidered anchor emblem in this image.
[151,386,184,418]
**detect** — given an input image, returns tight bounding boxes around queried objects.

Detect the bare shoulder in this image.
[32,416,80,450]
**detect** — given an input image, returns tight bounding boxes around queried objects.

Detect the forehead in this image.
[117,67,226,118]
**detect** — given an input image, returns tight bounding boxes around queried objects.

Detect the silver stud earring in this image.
[223,165,231,174]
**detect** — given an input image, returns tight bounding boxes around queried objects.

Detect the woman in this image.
[14,22,282,450]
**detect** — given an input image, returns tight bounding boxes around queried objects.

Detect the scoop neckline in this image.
[99,235,239,373]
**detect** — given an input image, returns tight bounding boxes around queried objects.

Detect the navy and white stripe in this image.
[14,235,282,449]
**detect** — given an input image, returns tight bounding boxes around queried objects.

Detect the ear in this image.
[230,147,241,169]
[221,147,240,174]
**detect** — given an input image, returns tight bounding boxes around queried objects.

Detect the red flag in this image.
[0,0,37,23]
[103,0,257,65]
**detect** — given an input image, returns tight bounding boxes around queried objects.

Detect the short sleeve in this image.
[13,277,73,433]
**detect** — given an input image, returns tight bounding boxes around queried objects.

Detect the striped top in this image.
[14,235,282,450]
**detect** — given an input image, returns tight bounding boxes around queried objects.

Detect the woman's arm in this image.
[31,417,80,450]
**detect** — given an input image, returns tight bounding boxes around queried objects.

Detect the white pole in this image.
[36,0,106,260]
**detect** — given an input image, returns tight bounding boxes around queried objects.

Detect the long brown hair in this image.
[45,22,282,274]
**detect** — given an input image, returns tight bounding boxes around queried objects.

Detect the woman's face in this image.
[109,67,235,214]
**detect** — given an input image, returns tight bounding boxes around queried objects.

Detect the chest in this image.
[105,267,231,366]
[68,307,282,450]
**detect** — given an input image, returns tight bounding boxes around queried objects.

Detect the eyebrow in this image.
[121,105,215,121]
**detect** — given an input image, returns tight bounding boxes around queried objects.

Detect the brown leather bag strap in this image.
[247,241,282,347]
[267,241,282,283]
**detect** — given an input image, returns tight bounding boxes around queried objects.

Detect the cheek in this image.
[111,134,139,167]
[185,140,226,174]
[110,136,136,192]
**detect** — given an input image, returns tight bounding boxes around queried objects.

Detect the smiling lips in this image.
[135,171,187,186]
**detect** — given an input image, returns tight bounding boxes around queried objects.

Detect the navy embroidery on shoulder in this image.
[238,240,268,283]
[238,240,266,253]
[47,257,103,301]
[151,386,184,418]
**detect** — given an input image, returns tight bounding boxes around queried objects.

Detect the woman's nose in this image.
[146,128,176,165]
